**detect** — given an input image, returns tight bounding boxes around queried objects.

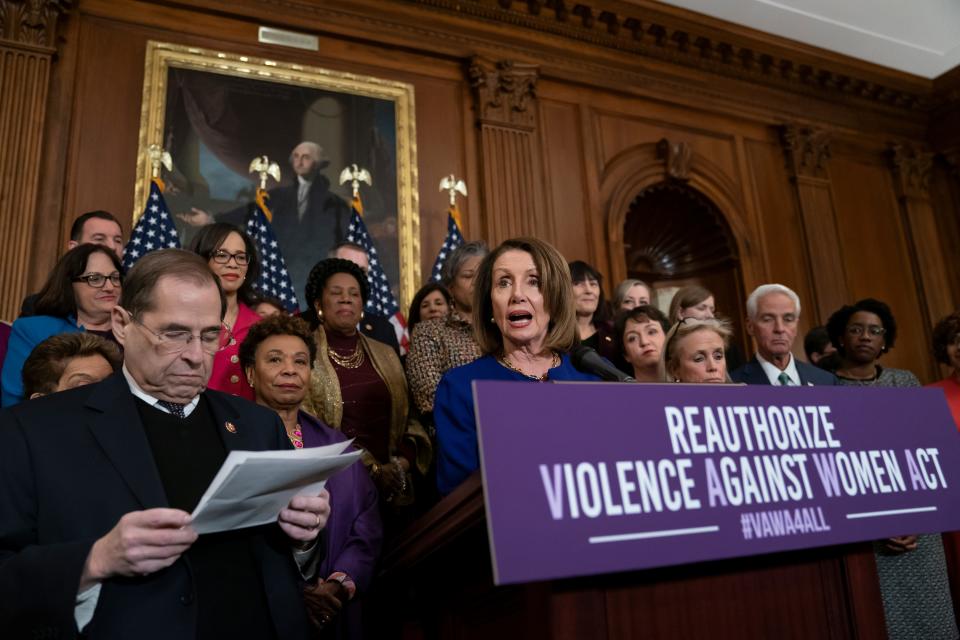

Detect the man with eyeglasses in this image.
[0,249,330,638]
[19,210,125,318]
[730,283,839,386]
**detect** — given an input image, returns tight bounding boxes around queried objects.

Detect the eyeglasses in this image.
[210,250,249,266]
[72,272,121,288]
[126,311,232,355]
[846,324,885,337]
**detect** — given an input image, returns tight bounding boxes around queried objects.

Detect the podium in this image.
[377,473,890,639]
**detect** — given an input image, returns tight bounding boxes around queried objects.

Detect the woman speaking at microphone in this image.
[434,238,599,496]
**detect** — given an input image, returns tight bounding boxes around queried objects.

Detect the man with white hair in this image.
[179,141,350,308]
[730,283,839,386]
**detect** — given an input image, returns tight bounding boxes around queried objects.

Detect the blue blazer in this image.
[434,354,600,495]
[730,356,840,386]
[0,373,318,639]
[1,314,81,406]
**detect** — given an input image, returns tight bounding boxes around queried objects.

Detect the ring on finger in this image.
[314,513,321,528]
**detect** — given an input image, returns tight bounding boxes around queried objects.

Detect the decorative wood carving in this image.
[887,142,951,353]
[0,0,70,49]
[780,125,831,181]
[0,0,69,319]
[469,56,547,241]
[415,0,927,113]
[888,143,933,200]
[778,124,847,323]
[656,138,691,181]
[468,56,539,130]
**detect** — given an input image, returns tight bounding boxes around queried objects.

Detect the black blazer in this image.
[730,356,840,386]
[361,314,401,356]
[0,373,318,639]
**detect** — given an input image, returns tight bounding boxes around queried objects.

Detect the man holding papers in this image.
[0,250,330,639]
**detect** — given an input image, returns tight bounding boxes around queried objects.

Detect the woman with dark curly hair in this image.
[826,298,958,640]
[826,298,917,386]
[188,222,261,400]
[239,313,382,637]
[928,311,960,429]
[301,258,431,514]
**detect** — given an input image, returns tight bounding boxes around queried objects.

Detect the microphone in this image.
[570,345,636,382]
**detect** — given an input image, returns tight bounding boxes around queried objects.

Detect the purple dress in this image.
[299,410,383,638]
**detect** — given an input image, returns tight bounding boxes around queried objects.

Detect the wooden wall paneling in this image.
[829,151,934,380]
[537,96,593,264]
[28,2,82,293]
[779,125,850,327]
[468,57,548,245]
[743,138,818,355]
[929,160,960,311]
[0,1,70,321]
[887,144,955,340]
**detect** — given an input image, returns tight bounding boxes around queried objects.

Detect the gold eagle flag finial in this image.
[439,174,467,229]
[249,155,281,190]
[338,164,373,200]
[147,144,173,191]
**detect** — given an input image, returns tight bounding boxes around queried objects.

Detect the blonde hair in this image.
[660,318,732,382]
[472,237,578,355]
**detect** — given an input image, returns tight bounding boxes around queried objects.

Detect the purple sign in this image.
[474,382,960,585]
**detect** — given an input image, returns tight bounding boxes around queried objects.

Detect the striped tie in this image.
[777,372,793,386]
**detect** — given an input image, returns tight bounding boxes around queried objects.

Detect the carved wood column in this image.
[468,57,549,243]
[888,144,952,334]
[779,125,849,323]
[0,0,69,320]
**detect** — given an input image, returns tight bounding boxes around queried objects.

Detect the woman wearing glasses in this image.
[188,223,260,400]
[826,299,958,640]
[661,317,733,384]
[2,244,122,406]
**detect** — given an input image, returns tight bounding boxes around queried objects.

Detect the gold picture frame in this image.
[135,40,420,311]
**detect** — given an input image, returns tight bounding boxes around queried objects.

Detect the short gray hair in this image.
[441,241,488,287]
[746,284,801,319]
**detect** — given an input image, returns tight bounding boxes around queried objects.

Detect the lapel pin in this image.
[225,421,238,434]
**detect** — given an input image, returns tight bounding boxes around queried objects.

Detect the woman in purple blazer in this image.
[239,313,382,638]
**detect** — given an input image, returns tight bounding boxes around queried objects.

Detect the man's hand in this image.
[175,208,214,227]
[279,489,330,545]
[303,581,345,630]
[80,509,197,591]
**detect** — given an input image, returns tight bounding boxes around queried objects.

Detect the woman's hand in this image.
[374,461,405,495]
[303,580,345,630]
[882,535,918,554]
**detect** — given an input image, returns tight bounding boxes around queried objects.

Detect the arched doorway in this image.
[623,181,748,356]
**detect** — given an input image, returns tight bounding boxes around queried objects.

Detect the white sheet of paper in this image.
[190,440,362,534]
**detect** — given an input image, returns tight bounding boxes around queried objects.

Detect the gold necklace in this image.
[328,344,365,369]
[497,351,560,381]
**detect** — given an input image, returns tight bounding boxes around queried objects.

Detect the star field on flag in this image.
[122,179,180,271]
[246,199,300,313]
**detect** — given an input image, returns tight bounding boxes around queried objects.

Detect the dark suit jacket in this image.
[220,176,351,309]
[361,314,400,356]
[730,356,840,386]
[0,373,319,639]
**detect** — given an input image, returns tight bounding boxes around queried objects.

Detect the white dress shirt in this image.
[756,352,801,386]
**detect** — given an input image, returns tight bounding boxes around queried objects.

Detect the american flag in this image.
[122,178,180,271]
[344,195,409,353]
[430,203,464,282]
[245,190,299,312]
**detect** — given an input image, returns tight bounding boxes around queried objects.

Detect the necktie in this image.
[777,372,793,386]
[157,400,187,418]
[297,181,310,218]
